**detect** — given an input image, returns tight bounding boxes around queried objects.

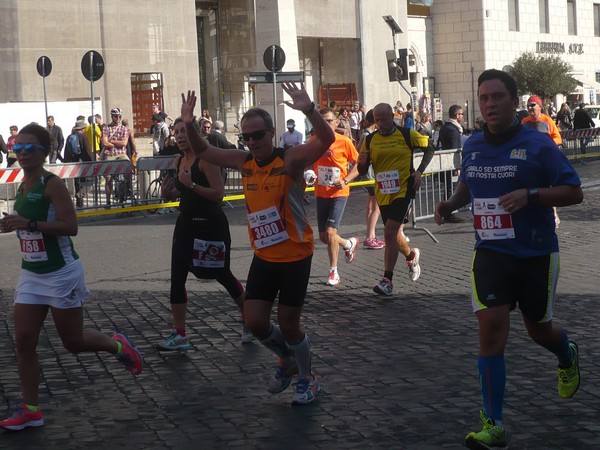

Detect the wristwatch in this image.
[27,220,38,232]
[189,182,196,190]
[527,188,540,203]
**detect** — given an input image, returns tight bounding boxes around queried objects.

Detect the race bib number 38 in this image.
[247,205,289,249]
[18,230,49,262]
[473,198,515,240]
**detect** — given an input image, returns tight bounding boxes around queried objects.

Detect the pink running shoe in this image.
[113,333,144,376]
[363,238,384,250]
[0,404,44,431]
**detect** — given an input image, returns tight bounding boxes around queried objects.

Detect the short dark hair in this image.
[449,105,463,119]
[319,107,336,116]
[241,107,274,129]
[88,115,94,124]
[329,101,338,108]
[173,117,184,126]
[19,123,51,152]
[477,69,518,99]
[9,125,18,132]
[47,115,54,121]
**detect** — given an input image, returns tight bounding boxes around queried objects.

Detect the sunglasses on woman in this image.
[13,143,46,154]
[241,129,268,142]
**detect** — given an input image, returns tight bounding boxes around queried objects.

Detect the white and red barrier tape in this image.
[136,156,177,172]
[0,160,133,185]
[560,128,600,140]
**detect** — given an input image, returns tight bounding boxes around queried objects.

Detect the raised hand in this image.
[281,82,312,113]
[181,90,197,125]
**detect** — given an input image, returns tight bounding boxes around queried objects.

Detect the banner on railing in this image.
[560,128,600,140]
[0,160,133,185]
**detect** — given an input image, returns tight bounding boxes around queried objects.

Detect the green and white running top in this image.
[14,171,79,274]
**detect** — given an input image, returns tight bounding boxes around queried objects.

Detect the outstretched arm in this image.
[181,90,248,170]
[282,82,335,179]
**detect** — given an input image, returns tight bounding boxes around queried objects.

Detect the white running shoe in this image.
[407,248,421,282]
[344,237,358,263]
[241,325,255,344]
[327,269,340,286]
[373,277,393,295]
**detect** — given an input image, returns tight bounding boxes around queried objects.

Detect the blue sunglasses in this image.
[13,143,46,154]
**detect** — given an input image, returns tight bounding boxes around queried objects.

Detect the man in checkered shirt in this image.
[101,107,130,206]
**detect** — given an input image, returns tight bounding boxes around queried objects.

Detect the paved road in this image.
[1,160,599,449]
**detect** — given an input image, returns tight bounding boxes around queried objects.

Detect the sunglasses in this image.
[13,143,46,154]
[241,129,268,142]
[527,103,539,108]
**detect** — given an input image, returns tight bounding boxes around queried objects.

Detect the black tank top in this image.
[174,157,221,218]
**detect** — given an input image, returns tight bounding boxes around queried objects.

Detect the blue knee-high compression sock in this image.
[289,334,311,378]
[478,355,505,424]
[549,328,574,368]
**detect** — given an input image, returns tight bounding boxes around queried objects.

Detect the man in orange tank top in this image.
[181,83,335,405]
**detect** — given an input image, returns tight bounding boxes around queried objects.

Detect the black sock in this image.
[406,250,415,261]
[384,271,393,281]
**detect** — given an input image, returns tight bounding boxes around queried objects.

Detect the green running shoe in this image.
[464,410,507,450]
[154,331,193,351]
[558,340,580,399]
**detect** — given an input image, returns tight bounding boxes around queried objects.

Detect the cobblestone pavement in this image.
[0,161,599,450]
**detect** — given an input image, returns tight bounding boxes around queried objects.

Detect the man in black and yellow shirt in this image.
[358,103,434,295]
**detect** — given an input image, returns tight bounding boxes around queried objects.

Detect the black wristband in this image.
[302,102,315,115]
[528,187,540,204]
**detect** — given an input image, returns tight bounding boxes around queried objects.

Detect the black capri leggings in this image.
[170,214,243,304]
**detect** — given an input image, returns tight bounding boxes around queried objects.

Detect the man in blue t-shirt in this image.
[435,69,583,450]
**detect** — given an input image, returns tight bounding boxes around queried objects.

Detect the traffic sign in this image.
[248,71,305,84]
[81,50,105,81]
[36,56,52,77]
[263,45,286,72]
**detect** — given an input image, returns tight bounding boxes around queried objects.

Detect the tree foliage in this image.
[507,52,578,100]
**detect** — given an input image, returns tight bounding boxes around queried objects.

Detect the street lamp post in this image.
[382,15,412,99]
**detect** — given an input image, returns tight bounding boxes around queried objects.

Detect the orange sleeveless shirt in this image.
[241,148,313,262]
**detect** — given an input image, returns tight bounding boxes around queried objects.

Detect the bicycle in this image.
[145,170,172,213]
[111,172,138,217]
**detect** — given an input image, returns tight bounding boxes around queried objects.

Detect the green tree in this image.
[507,52,577,100]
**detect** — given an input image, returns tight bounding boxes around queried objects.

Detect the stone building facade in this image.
[2,0,599,137]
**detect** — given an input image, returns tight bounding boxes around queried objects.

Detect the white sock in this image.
[289,334,311,378]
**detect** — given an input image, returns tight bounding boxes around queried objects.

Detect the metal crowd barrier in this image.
[0,160,135,214]
[0,156,248,216]
[560,128,600,161]
[0,141,592,219]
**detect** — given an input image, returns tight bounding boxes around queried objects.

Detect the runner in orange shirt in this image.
[181,83,335,406]
[309,107,360,286]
